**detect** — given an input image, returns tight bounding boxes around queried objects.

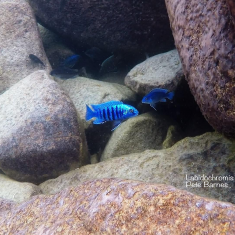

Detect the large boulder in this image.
[40,132,235,204]
[0,0,51,94]
[28,0,174,55]
[125,49,184,96]
[0,70,89,184]
[1,178,235,234]
[165,0,235,137]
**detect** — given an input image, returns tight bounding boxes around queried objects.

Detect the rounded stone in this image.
[28,0,174,55]
[0,70,89,184]
[165,0,235,137]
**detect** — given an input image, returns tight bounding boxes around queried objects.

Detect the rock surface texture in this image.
[101,113,175,161]
[28,0,174,54]
[125,49,184,96]
[165,0,235,137]
[40,132,235,204]
[0,70,89,184]
[227,0,235,24]
[0,174,41,203]
[1,178,235,234]
[38,24,75,68]
[0,0,51,94]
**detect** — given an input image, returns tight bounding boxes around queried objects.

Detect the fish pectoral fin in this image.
[111,120,122,131]
[150,103,157,110]
[93,119,105,124]
[160,98,166,102]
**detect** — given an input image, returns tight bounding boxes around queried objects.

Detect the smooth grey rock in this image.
[101,113,176,161]
[125,49,184,96]
[40,132,235,204]
[0,174,41,203]
[0,0,51,94]
[0,70,89,184]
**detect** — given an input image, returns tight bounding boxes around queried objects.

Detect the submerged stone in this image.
[40,132,235,204]
[0,0,51,94]
[1,178,235,234]
[165,0,235,137]
[0,70,89,184]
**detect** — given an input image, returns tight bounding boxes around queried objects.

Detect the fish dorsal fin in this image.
[91,101,123,110]
[149,88,168,94]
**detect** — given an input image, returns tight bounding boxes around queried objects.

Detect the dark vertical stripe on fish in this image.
[103,109,107,120]
[98,108,103,119]
[111,107,116,120]
[107,107,112,120]
[115,105,119,119]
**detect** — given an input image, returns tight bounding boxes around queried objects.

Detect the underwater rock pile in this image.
[1,0,235,232]
[1,178,235,234]
[165,0,235,137]
[40,132,235,204]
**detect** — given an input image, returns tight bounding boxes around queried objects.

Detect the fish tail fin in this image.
[86,105,95,121]
[167,91,174,100]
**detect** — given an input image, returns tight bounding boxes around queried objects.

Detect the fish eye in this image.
[129,109,134,113]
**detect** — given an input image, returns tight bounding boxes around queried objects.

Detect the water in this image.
[0,0,235,233]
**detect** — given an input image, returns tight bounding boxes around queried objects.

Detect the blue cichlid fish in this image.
[86,101,139,130]
[142,88,174,110]
[61,55,81,68]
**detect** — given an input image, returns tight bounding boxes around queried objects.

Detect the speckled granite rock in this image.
[101,113,178,161]
[226,0,235,24]
[0,0,51,94]
[40,132,235,204]
[28,0,174,55]
[125,49,184,96]
[165,0,235,137]
[0,174,41,203]
[1,178,235,234]
[0,70,89,184]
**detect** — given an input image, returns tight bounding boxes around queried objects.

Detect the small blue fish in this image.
[61,55,81,68]
[142,88,174,110]
[86,101,139,130]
